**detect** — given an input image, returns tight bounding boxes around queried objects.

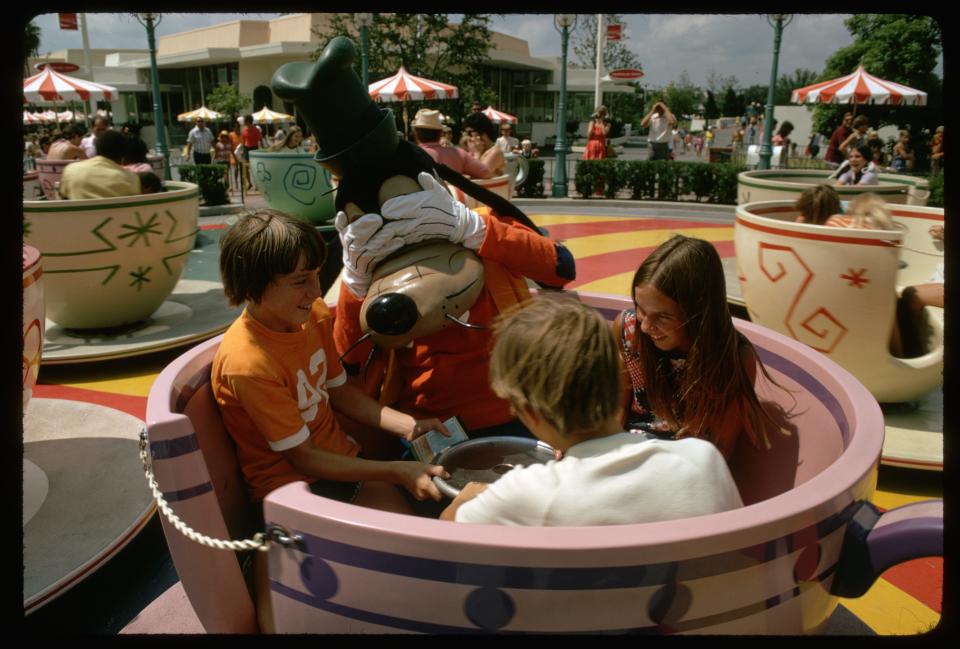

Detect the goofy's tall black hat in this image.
[271,36,539,229]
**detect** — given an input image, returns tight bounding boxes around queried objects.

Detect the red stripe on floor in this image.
[33,384,148,420]
[880,557,943,613]
[543,218,728,240]
[571,240,736,288]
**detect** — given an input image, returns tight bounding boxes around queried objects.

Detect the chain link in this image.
[138,428,301,552]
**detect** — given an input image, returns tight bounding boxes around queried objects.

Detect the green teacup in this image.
[249,150,336,224]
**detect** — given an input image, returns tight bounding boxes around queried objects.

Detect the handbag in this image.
[605,142,617,159]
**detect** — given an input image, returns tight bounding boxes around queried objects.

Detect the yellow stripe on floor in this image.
[870,489,934,512]
[839,577,940,635]
[577,272,634,297]
[563,227,732,259]
[529,214,640,226]
[58,373,158,398]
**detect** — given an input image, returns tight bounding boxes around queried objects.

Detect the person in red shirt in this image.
[240,115,262,191]
[824,112,853,166]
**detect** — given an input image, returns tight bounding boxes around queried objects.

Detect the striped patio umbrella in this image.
[791,65,927,106]
[177,106,224,122]
[368,67,459,102]
[250,107,295,124]
[41,110,59,123]
[23,67,117,103]
[482,106,518,124]
[56,110,86,122]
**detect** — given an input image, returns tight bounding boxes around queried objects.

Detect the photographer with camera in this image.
[642,100,677,161]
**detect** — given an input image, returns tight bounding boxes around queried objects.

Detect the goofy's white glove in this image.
[334,210,405,298]
[378,172,487,250]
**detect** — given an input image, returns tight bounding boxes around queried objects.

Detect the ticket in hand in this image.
[409,416,469,462]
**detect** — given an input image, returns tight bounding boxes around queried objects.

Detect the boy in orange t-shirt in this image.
[212,210,450,510]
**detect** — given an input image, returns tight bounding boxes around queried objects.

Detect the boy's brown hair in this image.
[219,209,326,306]
[795,184,841,225]
[490,295,622,437]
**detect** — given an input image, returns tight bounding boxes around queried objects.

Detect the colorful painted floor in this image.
[24,208,942,634]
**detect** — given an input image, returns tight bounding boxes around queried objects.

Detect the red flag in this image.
[606,24,622,41]
[59,13,79,30]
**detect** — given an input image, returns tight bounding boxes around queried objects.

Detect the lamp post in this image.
[552,14,576,198]
[135,13,171,180]
[356,13,373,87]
[757,14,792,170]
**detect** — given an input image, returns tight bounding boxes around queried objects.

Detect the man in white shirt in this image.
[80,116,110,159]
[186,117,215,165]
[641,100,677,161]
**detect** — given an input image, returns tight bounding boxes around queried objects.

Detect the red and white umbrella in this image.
[791,65,927,106]
[23,67,117,103]
[368,67,459,102]
[481,106,518,124]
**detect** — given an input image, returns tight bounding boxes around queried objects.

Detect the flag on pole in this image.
[606,24,622,41]
[59,13,79,30]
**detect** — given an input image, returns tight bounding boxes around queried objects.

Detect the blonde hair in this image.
[796,184,841,225]
[490,295,622,437]
[846,193,895,230]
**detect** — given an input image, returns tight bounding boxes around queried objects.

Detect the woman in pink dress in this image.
[582,106,611,160]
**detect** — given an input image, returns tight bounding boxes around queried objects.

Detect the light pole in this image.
[552,14,576,198]
[356,13,373,87]
[135,13,171,180]
[757,14,792,170]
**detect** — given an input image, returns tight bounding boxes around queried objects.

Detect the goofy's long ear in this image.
[433,163,545,235]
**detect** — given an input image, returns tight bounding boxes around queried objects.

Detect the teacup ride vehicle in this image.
[23,181,241,364]
[737,169,930,208]
[248,149,337,226]
[735,200,944,470]
[446,153,528,210]
[21,180,250,613]
[144,292,942,634]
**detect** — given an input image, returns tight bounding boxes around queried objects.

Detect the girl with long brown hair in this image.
[614,235,780,461]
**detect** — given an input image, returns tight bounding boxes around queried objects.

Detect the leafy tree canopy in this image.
[811,14,942,145]
[313,14,493,130]
[205,84,251,120]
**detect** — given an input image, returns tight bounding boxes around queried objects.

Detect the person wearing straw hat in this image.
[411,108,491,179]
[272,36,575,445]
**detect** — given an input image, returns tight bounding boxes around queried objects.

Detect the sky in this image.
[27,12,939,89]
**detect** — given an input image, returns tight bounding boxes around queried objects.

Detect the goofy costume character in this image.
[273,37,575,438]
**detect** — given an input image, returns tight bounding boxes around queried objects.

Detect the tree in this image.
[571,14,643,71]
[24,20,41,76]
[313,14,493,130]
[703,91,720,120]
[774,68,818,104]
[652,70,701,119]
[205,84,251,121]
[722,86,742,118]
[811,14,942,167]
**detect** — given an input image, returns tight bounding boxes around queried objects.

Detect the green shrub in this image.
[177,164,229,206]
[516,158,545,198]
[574,159,746,204]
[928,172,943,207]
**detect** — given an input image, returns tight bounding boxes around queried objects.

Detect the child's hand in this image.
[395,462,449,501]
[404,418,451,442]
[930,224,944,241]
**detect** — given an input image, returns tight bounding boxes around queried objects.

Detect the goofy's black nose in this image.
[365,293,419,335]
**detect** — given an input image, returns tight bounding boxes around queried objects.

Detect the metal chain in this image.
[138,428,301,552]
